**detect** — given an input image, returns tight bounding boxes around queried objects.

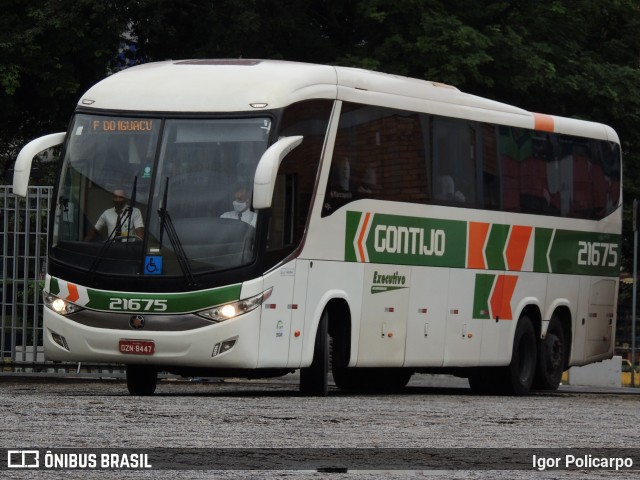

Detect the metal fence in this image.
[1,185,124,377]
[1,185,49,367]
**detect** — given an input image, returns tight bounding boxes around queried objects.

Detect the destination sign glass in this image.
[90,119,156,133]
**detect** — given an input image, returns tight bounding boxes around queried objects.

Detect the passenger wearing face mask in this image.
[85,188,145,241]
[220,186,257,227]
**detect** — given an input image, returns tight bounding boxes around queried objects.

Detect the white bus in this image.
[13,60,621,396]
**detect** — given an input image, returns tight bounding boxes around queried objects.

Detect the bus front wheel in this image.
[126,365,158,396]
[299,310,329,396]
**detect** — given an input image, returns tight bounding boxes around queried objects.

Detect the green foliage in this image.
[1,0,639,272]
[0,0,129,182]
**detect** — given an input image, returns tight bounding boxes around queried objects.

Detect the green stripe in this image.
[49,277,60,296]
[345,211,362,262]
[86,284,242,313]
[371,286,408,294]
[47,276,242,314]
[473,274,495,319]
[485,224,509,270]
[549,230,620,276]
[534,228,553,273]
[344,211,620,277]
[345,211,467,267]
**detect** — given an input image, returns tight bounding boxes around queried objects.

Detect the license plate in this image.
[119,339,155,355]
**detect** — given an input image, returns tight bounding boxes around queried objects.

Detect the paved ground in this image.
[1,373,639,479]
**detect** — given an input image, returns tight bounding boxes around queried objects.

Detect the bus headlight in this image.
[198,288,272,323]
[43,293,84,315]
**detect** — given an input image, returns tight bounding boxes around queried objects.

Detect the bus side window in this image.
[481,124,500,210]
[432,117,476,205]
[325,103,428,214]
[323,156,354,214]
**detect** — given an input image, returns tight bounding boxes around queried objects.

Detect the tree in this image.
[0,0,129,182]
[2,1,640,250]
[2,0,640,324]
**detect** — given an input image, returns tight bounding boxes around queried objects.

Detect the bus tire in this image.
[331,369,358,391]
[534,315,565,391]
[300,310,329,396]
[126,365,157,396]
[504,314,537,396]
[331,368,368,391]
[330,324,351,391]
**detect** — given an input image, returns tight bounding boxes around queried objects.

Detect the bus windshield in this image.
[52,114,271,277]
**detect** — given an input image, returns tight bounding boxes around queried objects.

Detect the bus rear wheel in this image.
[534,315,565,391]
[299,310,329,396]
[470,315,537,396]
[126,365,158,396]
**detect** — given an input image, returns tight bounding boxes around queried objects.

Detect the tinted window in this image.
[323,102,621,220]
[498,126,621,218]
[323,103,428,216]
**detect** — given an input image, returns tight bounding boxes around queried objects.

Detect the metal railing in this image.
[1,185,124,377]
[1,186,49,366]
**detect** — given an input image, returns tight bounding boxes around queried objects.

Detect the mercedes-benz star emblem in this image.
[130,315,145,330]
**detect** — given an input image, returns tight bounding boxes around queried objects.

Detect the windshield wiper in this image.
[158,177,196,287]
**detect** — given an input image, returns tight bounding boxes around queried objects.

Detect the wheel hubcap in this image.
[546,334,562,372]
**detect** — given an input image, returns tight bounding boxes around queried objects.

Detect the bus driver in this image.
[84,189,144,241]
[220,185,257,227]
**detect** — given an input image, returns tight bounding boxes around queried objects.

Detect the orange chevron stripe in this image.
[505,225,533,271]
[66,283,80,303]
[490,275,518,320]
[533,112,554,132]
[357,212,371,262]
[468,222,490,269]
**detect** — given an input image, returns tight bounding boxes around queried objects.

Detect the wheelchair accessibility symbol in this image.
[144,256,162,275]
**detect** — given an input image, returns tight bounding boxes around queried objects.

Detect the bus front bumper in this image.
[42,307,261,369]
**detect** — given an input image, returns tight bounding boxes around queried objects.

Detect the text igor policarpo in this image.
[533,454,633,471]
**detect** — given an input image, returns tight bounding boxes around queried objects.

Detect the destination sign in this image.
[90,119,155,133]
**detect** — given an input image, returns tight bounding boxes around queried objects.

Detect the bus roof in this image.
[79,59,619,143]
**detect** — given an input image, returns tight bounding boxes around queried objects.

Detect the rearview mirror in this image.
[252,136,303,209]
[13,132,66,197]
